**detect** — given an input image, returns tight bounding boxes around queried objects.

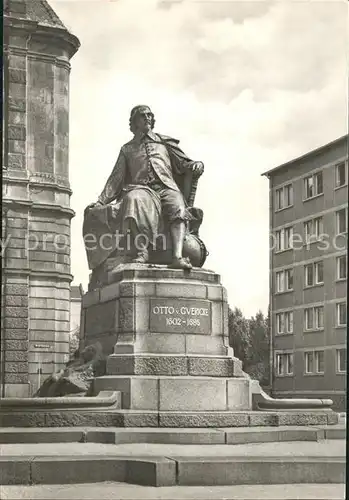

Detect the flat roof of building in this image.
[262,134,348,177]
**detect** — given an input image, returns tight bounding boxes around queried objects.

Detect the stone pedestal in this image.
[81,265,251,413]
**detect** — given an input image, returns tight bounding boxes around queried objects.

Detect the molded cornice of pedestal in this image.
[108,264,221,286]
[0,391,120,410]
[253,391,334,411]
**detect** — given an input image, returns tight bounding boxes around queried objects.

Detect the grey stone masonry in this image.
[81,266,229,356]
[2,4,80,396]
[82,265,251,413]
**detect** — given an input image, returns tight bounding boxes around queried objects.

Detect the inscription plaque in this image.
[150,299,211,334]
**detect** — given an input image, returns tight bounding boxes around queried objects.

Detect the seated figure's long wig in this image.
[129,105,155,134]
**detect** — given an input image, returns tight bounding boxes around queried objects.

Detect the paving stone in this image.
[126,458,176,486]
[85,431,115,443]
[114,429,226,445]
[0,430,85,444]
[176,457,345,486]
[324,427,346,439]
[225,429,279,445]
[31,456,126,484]
[0,483,345,499]
[0,457,31,485]
[277,427,320,442]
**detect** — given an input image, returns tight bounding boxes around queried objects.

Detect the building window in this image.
[337,255,347,280]
[314,306,324,329]
[304,261,324,287]
[276,269,293,293]
[276,352,293,376]
[335,162,347,188]
[275,226,293,252]
[276,311,293,334]
[304,306,324,331]
[285,311,293,333]
[276,313,284,334]
[275,184,293,211]
[305,351,314,373]
[304,172,323,200]
[336,208,348,235]
[336,302,347,326]
[305,350,324,374]
[304,217,323,244]
[336,349,347,373]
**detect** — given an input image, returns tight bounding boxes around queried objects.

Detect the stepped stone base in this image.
[82,265,248,413]
[0,408,338,428]
[0,439,345,486]
[72,264,339,425]
[5,264,334,431]
[1,424,345,445]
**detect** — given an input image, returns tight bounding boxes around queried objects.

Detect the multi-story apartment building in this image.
[263,135,348,410]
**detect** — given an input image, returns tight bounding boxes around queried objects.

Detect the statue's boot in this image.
[171,256,192,270]
[133,249,149,264]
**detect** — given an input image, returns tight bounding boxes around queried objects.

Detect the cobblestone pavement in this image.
[0,483,345,500]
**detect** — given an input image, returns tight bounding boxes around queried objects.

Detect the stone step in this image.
[1,424,344,445]
[0,409,339,428]
[106,354,243,377]
[0,440,345,486]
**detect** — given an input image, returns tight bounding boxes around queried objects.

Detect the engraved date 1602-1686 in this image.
[150,299,211,334]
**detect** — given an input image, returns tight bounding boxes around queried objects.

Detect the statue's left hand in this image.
[190,161,204,177]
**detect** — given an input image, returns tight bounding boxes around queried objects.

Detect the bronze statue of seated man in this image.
[83,105,207,285]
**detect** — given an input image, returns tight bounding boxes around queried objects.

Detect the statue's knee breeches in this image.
[158,188,186,223]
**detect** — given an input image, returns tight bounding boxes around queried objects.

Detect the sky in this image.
[51,0,348,317]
